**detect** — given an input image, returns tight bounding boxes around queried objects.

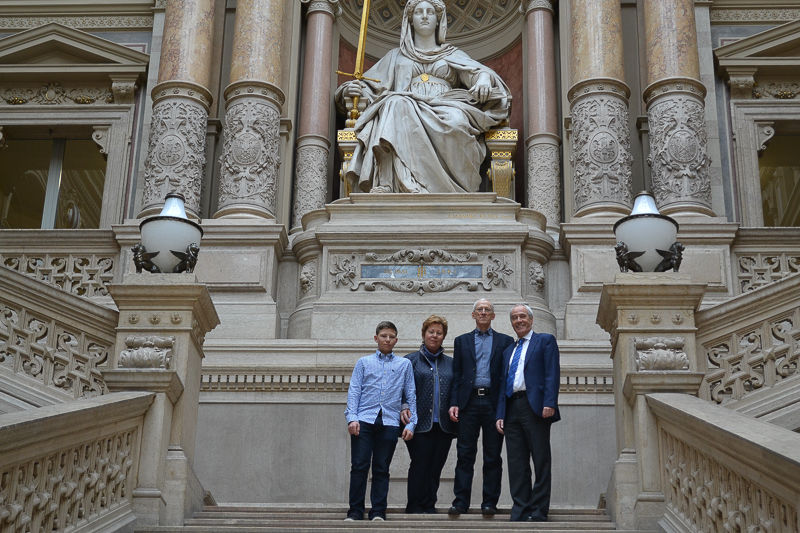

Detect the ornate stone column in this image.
[291,0,340,230]
[568,0,633,217]
[643,0,714,216]
[141,0,216,219]
[524,0,561,232]
[215,0,286,219]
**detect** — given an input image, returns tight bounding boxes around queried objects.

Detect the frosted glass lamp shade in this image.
[613,191,679,272]
[139,193,203,273]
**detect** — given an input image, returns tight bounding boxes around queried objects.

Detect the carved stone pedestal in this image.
[102,274,219,526]
[596,273,707,531]
[287,193,556,340]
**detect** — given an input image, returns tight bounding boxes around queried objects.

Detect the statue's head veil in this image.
[400,0,456,62]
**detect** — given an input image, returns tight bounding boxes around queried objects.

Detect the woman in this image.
[402,315,457,513]
[336,0,510,194]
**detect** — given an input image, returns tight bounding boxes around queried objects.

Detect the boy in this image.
[345,321,417,521]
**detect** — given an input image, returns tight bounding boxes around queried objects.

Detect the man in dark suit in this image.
[447,299,514,517]
[496,303,561,522]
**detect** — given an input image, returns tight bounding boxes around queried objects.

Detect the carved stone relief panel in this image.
[736,253,800,293]
[633,337,689,371]
[0,83,113,106]
[217,95,282,217]
[569,82,633,214]
[646,82,711,210]
[753,80,800,100]
[142,97,208,215]
[118,335,175,369]
[0,253,115,299]
[329,249,514,295]
[300,261,317,296]
[293,144,329,228]
[526,142,561,227]
[529,260,545,295]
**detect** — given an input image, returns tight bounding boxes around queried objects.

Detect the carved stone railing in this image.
[0,391,154,533]
[0,265,117,404]
[0,230,120,300]
[732,228,800,294]
[697,273,800,405]
[647,393,800,533]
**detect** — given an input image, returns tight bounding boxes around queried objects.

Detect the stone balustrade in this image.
[647,393,800,533]
[0,391,154,533]
[731,228,800,294]
[0,230,120,301]
[0,266,117,407]
[697,272,800,411]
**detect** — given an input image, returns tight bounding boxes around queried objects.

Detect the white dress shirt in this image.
[512,331,533,392]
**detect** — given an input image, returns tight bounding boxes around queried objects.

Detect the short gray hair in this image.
[473,299,494,312]
[509,304,533,319]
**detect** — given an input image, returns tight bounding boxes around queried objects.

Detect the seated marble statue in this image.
[336,0,511,193]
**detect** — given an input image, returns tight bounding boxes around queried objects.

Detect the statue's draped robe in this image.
[337,48,510,193]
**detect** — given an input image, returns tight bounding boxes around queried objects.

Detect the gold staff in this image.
[335,0,380,125]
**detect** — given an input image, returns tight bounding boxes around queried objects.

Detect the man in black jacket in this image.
[447,299,514,517]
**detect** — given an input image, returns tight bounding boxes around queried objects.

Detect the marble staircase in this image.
[136,505,638,532]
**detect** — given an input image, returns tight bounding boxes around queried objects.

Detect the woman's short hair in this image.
[421,315,448,338]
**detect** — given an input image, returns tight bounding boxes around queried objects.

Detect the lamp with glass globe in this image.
[613,191,684,273]
[133,192,203,274]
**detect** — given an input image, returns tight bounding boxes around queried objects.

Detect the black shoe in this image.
[448,506,466,516]
[481,505,498,516]
[527,515,547,522]
[423,508,437,514]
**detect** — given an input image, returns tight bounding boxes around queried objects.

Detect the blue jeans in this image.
[348,415,400,520]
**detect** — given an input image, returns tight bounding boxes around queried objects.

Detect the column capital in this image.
[301,0,341,18]
[521,0,554,15]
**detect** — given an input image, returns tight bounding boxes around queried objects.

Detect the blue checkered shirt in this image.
[346,351,418,433]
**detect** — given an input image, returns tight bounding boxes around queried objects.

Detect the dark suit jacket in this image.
[496,331,561,423]
[450,329,514,412]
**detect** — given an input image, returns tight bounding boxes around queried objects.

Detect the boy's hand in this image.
[449,406,458,422]
[401,409,411,425]
[401,428,414,441]
[348,421,360,436]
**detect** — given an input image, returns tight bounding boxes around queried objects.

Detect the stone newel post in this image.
[141,0,216,218]
[569,0,633,217]
[102,274,220,526]
[523,0,561,232]
[215,0,286,219]
[291,0,340,230]
[596,273,706,531]
[643,0,714,216]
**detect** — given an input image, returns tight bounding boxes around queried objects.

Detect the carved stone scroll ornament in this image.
[755,121,776,156]
[92,126,110,155]
[645,79,712,211]
[217,89,283,218]
[111,79,137,105]
[526,142,561,227]
[330,250,513,295]
[529,260,545,294]
[118,335,175,369]
[142,92,209,216]
[569,80,633,215]
[728,75,755,100]
[634,337,689,371]
[292,144,329,228]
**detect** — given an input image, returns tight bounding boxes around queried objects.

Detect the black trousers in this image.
[504,395,552,522]
[452,391,504,509]
[404,424,454,513]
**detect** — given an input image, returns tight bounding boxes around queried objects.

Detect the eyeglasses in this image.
[475,307,493,314]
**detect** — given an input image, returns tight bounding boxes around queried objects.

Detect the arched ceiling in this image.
[338,0,523,62]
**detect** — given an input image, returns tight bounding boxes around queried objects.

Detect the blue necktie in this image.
[506,339,525,398]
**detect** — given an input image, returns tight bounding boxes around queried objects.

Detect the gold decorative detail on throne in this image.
[337,131,357,141]
[485,128,518,200]
[420,73,430,82]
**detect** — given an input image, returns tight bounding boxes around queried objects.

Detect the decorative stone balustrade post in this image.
[523,0,561,231]
[215,0,286,219]
[568,0,633,217]
[596,273,706,532]
[292,0,340,230]
[140,0,216,219]
[642,0,714,216]
[102,274,219,526]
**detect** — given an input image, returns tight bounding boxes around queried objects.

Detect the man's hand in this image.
[348,421,360,436]
[496,419,504,434]
[401,428,414,441]
[449,406,459,422]
[401,409,411,425]
[542,407,555,418]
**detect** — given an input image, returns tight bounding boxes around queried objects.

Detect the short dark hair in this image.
[376,321,398,335]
